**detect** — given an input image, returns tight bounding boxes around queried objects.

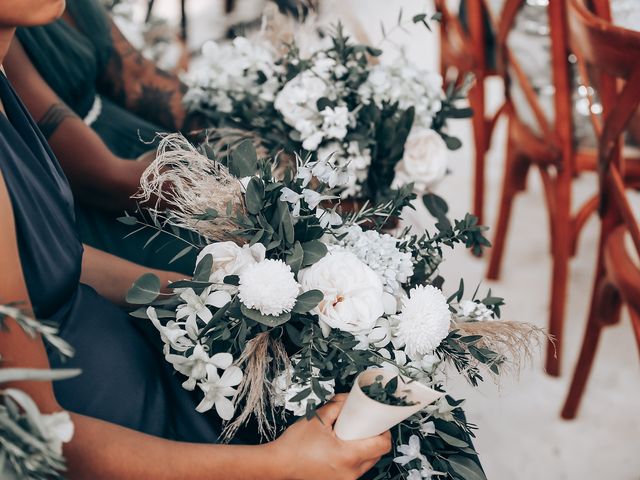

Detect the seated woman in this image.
[3,0,209,274]
[0,1,390,477]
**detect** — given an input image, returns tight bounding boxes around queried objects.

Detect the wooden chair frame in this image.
[485,0,602,376]
[561,0,640,419]
[435,0,505,225]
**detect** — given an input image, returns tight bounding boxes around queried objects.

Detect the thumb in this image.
[316,394,347,426]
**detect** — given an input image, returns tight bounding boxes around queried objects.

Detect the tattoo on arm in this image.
[37,103,79,139]
[102,19,197,131]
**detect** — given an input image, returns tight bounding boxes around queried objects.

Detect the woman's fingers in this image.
[315,394,348,426]
[349,431,392,460]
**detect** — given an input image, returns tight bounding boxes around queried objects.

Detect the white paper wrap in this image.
[333,368,443,441]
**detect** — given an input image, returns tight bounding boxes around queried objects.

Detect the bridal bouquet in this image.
[182,12,472,204]
[125,135,538,480]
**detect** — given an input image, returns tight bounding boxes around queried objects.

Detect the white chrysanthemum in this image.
[395,285,451,359]
[238,259,300,316]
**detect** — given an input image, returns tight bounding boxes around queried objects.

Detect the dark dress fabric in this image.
[15,0,159,158]
[0,72,219,443]
[15,0,197,274]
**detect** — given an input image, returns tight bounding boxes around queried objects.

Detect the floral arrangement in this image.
[0,305,78,480]
[183,12,472,205]
[124,134,539,480]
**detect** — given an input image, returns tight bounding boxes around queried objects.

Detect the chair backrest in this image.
[435,0,489,74]
[494,0,573,155]
[568,0,640,257]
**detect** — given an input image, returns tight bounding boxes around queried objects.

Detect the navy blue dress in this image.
[0,72,219,443]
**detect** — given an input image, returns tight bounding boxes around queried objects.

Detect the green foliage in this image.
[360,375,417,407]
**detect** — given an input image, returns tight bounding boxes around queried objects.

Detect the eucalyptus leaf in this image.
[240,305,291,327]
[301,240,328,267]
[126,273,161,304]
[436,430,469,448]
[245,178,265,215]
[448,455,487,480]
[229,139,258,178]
[292,290,324,313]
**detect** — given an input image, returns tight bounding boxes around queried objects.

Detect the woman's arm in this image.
[101,18,207,132]
[3,39,149,212]
[80,245,183,307]
[0,170,390,480]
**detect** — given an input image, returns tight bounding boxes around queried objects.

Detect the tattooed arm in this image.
[4,39,149,211]
[99,18,207,133]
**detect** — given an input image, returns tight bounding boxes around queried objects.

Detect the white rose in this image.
[196,242,266,288]
[394,129,448,193]
[298,249,385,334]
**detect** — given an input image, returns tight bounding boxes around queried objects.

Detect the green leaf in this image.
[448,455,487,480]
[0,368,81,384]
[278,202,295,244]
[194,254,213,281]
[229,139,258,178]
[240,305,291,327]
[444,134,463,151]
[169,245,194,264]
[286,241,304,274]
[126,273,161,304]
[245,178,265,215]
[117,215,138,226]
[193,208,219,220]
[288,387,311,403]
[412,13,427,23]
[223,275,240,286]
[437,430,469,448]
[316,97,332,111]
[292,290,324,314]
[301,240,328,267]
[168,280,213,289]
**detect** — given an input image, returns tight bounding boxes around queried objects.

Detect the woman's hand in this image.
[269,394,392,480]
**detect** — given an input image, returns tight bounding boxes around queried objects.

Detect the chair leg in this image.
[180,0,187,40]
[561,276,620,418]
[468,78,487,226]
[545,176,572,377]
[146,0,156,22]
[630,308,640,357]
[487,129,529,280]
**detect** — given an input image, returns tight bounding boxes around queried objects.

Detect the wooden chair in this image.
[485,0,603,376]
[435,0,504,225]
[561,0,640,419]
[147,0,188,40]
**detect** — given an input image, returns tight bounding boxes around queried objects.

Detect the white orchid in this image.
[196,364,243,419]
[420,420,436,436]
[147,307,193,354]
[315,207,343,229]
[393,435,427,466]
[426,398,461,422]
[166,345,233,391]
[457,300,495,321]
[176,288,232,339]
[354,318,393,351]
